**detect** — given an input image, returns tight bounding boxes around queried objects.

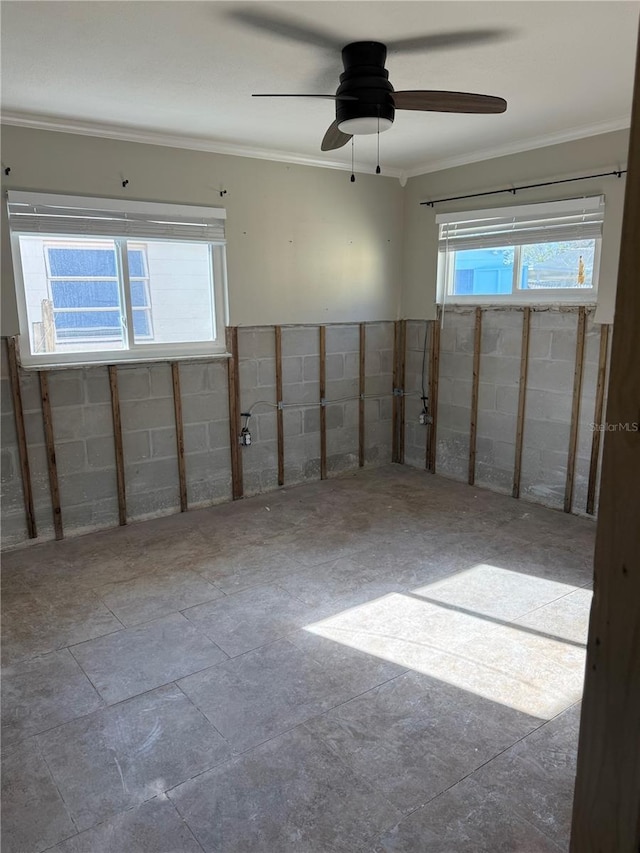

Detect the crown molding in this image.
[0,111,405,179]
[403,116,631,179]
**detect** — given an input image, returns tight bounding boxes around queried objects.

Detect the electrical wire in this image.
[246,392,395,416]
[420,320,428,412]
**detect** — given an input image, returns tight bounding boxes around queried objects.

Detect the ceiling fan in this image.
[251,39,507,152]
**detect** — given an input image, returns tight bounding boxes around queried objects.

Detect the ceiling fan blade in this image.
[321,121,352,152]
[393,90,507,114]
[228,7,340,51]
[387,28,511,53]
[252,94,356,100]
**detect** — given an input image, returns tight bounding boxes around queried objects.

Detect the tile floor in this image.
[1,465,595,852]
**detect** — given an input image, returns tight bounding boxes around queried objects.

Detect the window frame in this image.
[437,240,601,306]
[435,196,603,306]
[11,229,229,368]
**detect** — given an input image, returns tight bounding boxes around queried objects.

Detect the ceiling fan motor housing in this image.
[336,42,395,133]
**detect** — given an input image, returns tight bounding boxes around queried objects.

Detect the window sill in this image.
[18,351,231,371]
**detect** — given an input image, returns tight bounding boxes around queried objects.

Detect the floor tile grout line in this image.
[370,698,583,843]
[34,728,83,837]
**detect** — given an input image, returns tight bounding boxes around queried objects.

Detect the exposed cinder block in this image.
[1,448,15,483]
[256,412,277,442]
[184,423,209,453]
[54,440,87,474]
[550,329,579,363]
[303,355,320,382]
[495,385,519,415]
[86,436,116,470]
[282,357,303,384]
[526,389,573,423]
[326,354,344,381]
[527,359,574,393]
[148,364,173,398]
[239,328,275,360]
[325,325,358,354]
[57,469,119,504]
[523,417,570,451]
[303,408,320,434]
[479,355,520,386]
[150,428,176,460]
[117,367,151,401]
[282,327,319,357]
[181,391,228,424]
[123,429,154,465]
[48,372,86,407]
[283,409,302,437]
[283,382,319,405]
[120,398,174,432]
[257,359,276,388]
[179,363,210,395]
[208,419,230,450]
[126,457,179,496]
[86,367,112,404]
[364,322,394,351]
[239,359,258,390]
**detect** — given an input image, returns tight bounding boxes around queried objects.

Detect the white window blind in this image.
[436,196,604,252]
[7,192,226,242]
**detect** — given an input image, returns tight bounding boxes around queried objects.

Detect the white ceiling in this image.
[1,1,638,178]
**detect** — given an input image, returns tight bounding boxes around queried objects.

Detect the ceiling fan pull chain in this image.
[350,137,355,183]
[376,109,381,174]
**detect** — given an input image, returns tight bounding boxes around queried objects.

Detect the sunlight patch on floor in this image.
[304,564,590,720]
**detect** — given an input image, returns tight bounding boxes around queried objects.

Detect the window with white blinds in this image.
[436,196,604,303]
[7,192,226,242]
[7,192,229,366]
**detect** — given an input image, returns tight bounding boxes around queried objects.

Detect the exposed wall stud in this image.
[564,306,587,513]
[226,327,244,500]
[6,338,37,538]
[570,34,640,847]
[39,371,63,539]
[468,307,483,485]
[399,319,407,464]
[171,362,188,512]
[359,323,366,468]
[319,325,327,480]
[108,365,127,526]
[275,325,285,486]
[427,311,441,473]
[586,323,610,515]
[513,306,531,499]
[392,320,407,463]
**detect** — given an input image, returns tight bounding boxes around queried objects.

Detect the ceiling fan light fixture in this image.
[337,116,393,135]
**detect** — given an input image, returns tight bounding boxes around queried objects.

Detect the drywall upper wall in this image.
[402,129,630,324]
[0,125,404,336]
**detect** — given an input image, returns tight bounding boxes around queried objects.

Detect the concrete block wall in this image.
[434,311,474,482]
[404,320,431,469]
[1,322,395,550]
[403,306,609,516]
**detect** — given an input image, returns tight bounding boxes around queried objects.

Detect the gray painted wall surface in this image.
[0,125,404,335]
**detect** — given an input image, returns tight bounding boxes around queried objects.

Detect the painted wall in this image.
[402,129,630,324]
[0,125,404,335]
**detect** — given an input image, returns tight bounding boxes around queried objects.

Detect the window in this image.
[8,192,228,366]
[436,196,604,304]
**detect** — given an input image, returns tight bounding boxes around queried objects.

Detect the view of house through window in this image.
[437,196,603,303]
[19,236,215,356]
[450,240,596,297]
[8,191,228,365]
